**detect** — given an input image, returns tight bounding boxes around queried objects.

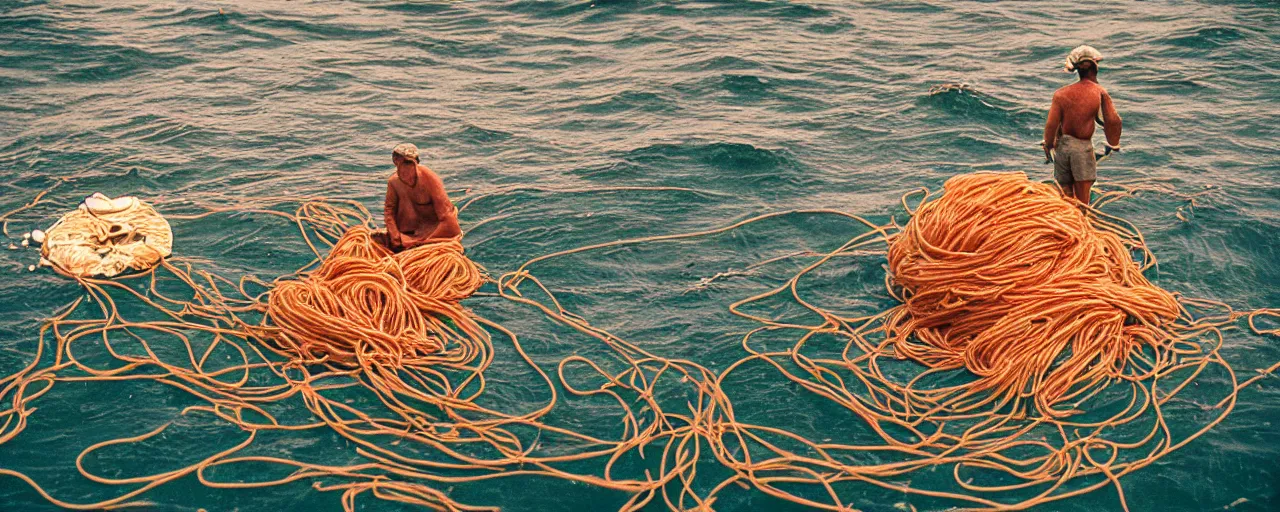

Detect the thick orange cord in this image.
[266,225,484,367]
[0,176,1276,512]
[885,172,1182,417]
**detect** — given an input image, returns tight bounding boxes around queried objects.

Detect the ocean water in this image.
[1,1,1278,511]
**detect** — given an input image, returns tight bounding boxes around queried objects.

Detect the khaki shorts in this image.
[1053,134,1097,185]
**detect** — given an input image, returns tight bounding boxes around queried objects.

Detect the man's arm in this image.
[1043,92,1063,162]
[1100,89,1122,148]
[384,180,403,248]
[424,170,460,239]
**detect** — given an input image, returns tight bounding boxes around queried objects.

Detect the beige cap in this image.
[392,143,420,162]
[1064,45,1104,72]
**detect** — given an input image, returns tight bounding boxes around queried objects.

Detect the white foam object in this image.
[82,193,138,214]
[30,230,46,244]
[42,193,173,278]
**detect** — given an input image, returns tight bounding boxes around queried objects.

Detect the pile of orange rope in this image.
[884,172,1183,416]
[708,172,1279,511]
[267,226,485,367]
[0,175,1276,512]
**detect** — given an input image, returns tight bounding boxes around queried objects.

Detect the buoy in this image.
[31,230,45,244]
[82,195,108,212]
[82,193,137,215]
[27,265,35,272]
[21,239,28,247]
[42,193,173,278]
[6,243,15,250]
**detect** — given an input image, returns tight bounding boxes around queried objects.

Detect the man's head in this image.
[1075,59,1098,79]
[392,143,419,175]
[1064,45,1103,78]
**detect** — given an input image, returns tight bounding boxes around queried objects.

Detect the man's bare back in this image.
[384,144,461,251]
[1051,81,1109,141]
[1043,48,1122,204]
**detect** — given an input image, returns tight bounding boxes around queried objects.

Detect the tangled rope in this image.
[884,172,1183,417]
[0,174,1276,512]
[266,226,485,366]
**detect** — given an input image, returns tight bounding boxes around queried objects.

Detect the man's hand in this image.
[399,234,436,251]
[390,232,404,250]
[1041,142,1054,164]
[1096,143,1120,162]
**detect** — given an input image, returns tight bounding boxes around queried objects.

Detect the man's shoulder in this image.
[1066,81,1108,93]
[416,165,444,185]
[1054,82,1107,99]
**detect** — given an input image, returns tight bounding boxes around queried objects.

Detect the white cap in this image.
[1064,45,1104,72]
[393,143,420,162]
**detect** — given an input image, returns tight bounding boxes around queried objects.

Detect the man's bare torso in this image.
[387,167,440,235]
[1053,81,1105,140]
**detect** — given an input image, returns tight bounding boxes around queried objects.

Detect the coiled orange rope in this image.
[884,172,1183,417]
[0,175,1276,512]
[266,225,485,367]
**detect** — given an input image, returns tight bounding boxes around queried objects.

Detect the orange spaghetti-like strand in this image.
[0,176,1276,511]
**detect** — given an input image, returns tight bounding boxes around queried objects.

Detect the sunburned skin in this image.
[384,154,461,251]
[1043,60,1123,203]
[1047,77,1121,143]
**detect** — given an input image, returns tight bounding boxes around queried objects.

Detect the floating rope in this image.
[265,225,485,367]
[0,174,1275,512]
[885,172,1182,417]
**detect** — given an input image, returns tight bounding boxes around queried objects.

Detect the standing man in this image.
[1043,45,1123,204]
[383,143,461,251]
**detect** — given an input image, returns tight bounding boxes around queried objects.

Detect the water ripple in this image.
[1,1,1278,511]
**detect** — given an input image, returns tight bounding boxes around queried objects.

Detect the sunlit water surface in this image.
[2,1,1278,510]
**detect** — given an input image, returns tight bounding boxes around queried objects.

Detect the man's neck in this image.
[1079,74,1099,84]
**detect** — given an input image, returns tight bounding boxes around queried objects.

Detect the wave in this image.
[575,91,675,115]
[623,141,797,171]
[923,85,1043,132]
[1161,26,1249,49]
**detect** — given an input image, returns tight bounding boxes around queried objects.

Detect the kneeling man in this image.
[383,143,461,251]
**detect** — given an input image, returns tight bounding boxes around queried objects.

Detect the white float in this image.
[40,193,173,278]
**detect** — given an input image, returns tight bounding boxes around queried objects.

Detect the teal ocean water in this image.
[2,1,1278,510]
